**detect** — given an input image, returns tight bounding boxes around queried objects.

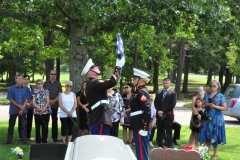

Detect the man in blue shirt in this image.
[5,74,32,144]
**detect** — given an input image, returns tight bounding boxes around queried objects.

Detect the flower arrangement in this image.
[198,145,210,160]
[182,145,210,160]
[11,147,24,159]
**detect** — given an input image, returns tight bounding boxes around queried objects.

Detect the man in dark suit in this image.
[154,78,177,148]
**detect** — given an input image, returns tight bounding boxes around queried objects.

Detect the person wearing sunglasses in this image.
[32,79,52,143]
[130,68,151,160]
[81,58,121,135]
[198,80,226,159]
[122,83,134,146]
[43,70,62,142]
[58,81,77,143]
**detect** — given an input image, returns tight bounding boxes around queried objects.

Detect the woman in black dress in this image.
[122,83,134,145]
[76,81,90,135]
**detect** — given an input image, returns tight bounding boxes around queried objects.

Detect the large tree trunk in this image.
[182,56,189,93]
[153,34,160,93]
[167,37,173,81]
[218,66,224,88]
[69,23,88,141]
[175,38,186,98]
[222,68,232,93]
[56,58,60,82]
[236,75,240,83]
[172,69,177,83]
[206,68,213,85]
[44,31,54,81]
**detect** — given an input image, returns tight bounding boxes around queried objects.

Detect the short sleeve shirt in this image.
[43,80,62,108]
[7,84,32,114]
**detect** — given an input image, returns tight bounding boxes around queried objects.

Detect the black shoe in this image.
[4,141,12,144]
[53,139,59,142]
[173,140,179,145]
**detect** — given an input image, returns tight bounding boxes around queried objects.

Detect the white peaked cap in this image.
[133,68,150,79]
[81,58,95,76]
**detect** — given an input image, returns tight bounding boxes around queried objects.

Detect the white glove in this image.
[116,56,125,68]
[139,130,148,136]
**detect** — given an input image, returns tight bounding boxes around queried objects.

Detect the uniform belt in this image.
[91,100,109,110]
[131,110,143,117]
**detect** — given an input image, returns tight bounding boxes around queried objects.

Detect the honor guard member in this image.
[81,58,122,135]
[130,68,151,160]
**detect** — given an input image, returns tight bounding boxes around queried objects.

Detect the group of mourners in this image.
[4,57,226,160]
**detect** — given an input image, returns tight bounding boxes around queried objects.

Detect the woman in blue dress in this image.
[198,80,226,159]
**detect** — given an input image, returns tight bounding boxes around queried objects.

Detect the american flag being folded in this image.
[116,33,125,68]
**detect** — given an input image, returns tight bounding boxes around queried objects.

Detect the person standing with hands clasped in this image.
[130,68,151,160]
[44,70,62,142]
[59,81,77,143]
[5,74,32,144]
[81,58,123,135]
[154,78,177,148]
[198,80,226,159]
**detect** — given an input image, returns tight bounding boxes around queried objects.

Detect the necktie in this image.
[163,89,167,100]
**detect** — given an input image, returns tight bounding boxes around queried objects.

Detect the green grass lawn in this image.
[0,120,239,160]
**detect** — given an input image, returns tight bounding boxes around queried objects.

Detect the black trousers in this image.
[18,109,34,139]
[110,120,120,137]
[172,122,181,140]
[157,118,173,148]
[51,107,58,140]
[7,114,27,143]
[60,117,75,136]
[34,114,50,143]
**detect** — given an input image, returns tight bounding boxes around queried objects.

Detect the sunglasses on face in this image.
[210,85,217,88]
[66,85,72,88]
[51,73,56,75]
[124,86,129,89]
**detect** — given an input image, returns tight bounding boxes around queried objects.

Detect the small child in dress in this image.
[189,98,203,147]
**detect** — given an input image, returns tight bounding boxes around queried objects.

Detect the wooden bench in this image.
[150,148,201,160]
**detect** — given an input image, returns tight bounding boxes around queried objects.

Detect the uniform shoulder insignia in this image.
[98,80,105,83]
[141,95,147,102]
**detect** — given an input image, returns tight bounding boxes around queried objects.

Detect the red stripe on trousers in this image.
[138,132,144,160]
[99,125,103,135]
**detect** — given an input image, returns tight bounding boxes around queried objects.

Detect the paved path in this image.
[1,101,239,127]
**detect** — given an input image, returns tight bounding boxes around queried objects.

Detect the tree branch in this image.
[55,0,79,23]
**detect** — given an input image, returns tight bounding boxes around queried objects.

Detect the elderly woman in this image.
[59,81,77,143]
[130,68,151,160]
[32,79,51,143]
[107,87,125,137]
[198,80,226,159]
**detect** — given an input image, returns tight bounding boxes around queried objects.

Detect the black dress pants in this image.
[110,120,120,137]
[51,107,58,140]
[34,114,50,143]
[8,114,27,143]
[157,118,173,148]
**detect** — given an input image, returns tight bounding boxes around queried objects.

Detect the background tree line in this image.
[1,0,240,97]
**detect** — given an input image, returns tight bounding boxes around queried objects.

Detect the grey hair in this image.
[15,73,23,79]
[65,81,73,86]
[210,80,221,92]
[35,79,43,85]
[149,94,153,99]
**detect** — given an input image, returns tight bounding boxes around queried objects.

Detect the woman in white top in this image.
[59,81,77,143]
